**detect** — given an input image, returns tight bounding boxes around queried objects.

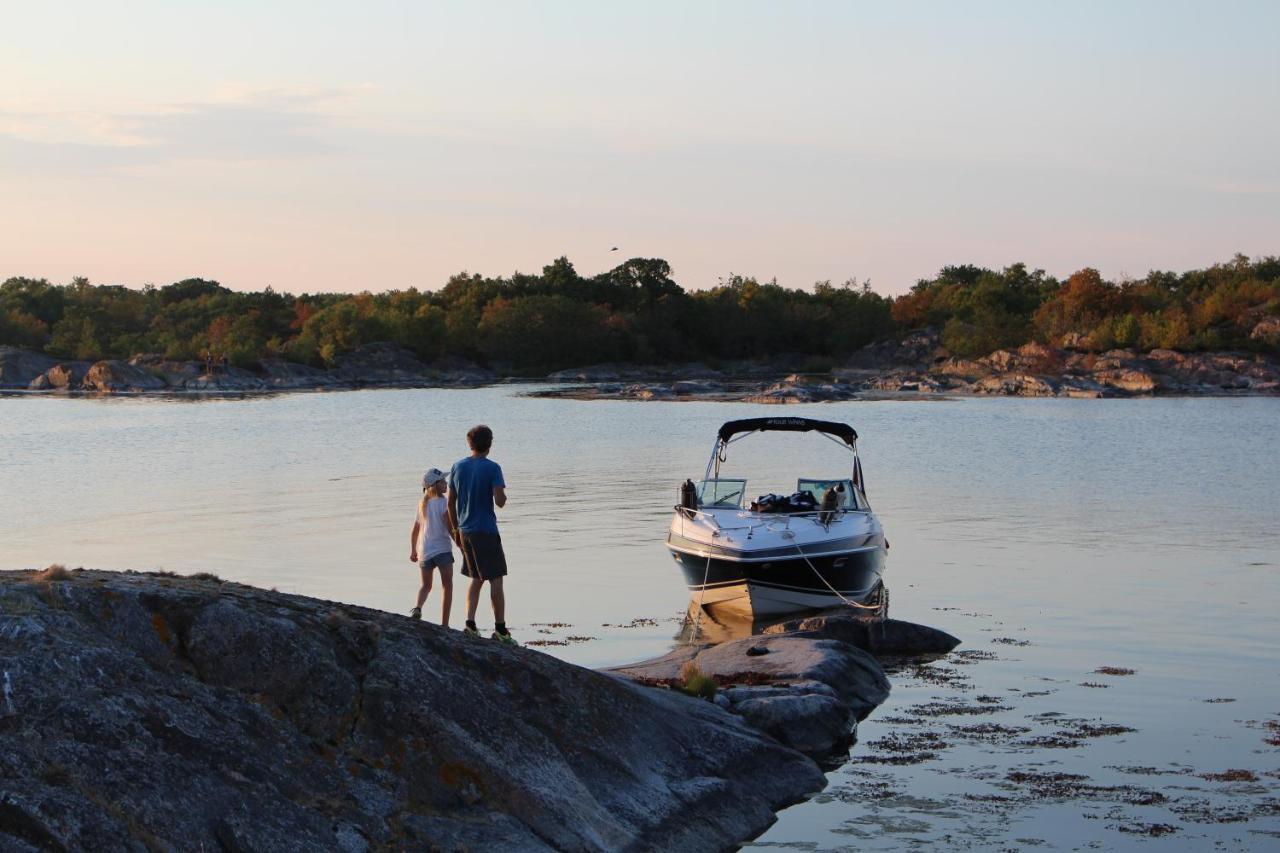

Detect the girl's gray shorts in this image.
[419,553,455,571]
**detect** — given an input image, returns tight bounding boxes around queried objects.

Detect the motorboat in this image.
[667,416,888,617]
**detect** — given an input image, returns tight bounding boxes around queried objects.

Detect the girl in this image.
[409,468,455,626]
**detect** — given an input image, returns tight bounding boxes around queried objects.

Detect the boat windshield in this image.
[797,478,863,510]
[698,478,747,508]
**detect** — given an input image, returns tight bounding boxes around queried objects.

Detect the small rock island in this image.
[0,569,956,851]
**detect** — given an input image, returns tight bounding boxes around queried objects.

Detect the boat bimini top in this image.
[717,416,857,446]
[702,416,868,505]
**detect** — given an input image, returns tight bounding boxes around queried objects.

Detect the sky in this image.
[2,1,1277,296]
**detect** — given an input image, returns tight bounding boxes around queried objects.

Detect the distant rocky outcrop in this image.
[972,372,1059,397]
[82,360,168,393]
[259,359,344,390]
[183,367,269,392]
[432,355,498,385]
[1251,316,1280,347]
[528,332,1280,403]
[6,333,1279,399]
[332,342,435,385]
[1,343,500,395]
[28,360,92,390]
[0,346,58,388]
[0,569,825,851]
[128,354,201,387]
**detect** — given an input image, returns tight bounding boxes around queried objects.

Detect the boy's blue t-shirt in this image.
[449,456,505,534]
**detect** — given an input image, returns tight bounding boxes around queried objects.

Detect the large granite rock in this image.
[971,372,1059,397]
[183,368,268,392]
[127,354,201,387]
[761,612,961,657]
[0,346,58,388]
[333,343,434,385]
[0,570,824,851]
[430,355,497,385]
[1093,367,1156,394]
[695,636,889,710]
[893,329,946,365]
[41,361,93,389]
[743,384,814,404]
[622,383,674,400]
[1250,316,1280,347]
[725,685,854,755]
[259,359,343,389]
[81,360,168,392]
[607,636,888,756]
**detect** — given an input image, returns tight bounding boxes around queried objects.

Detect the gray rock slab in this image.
[732,693,855,754]
[0,346,58,388]
[604,644,702,682]
[692,636,890,717]
[762,613,961,657]
[0,570,823,852]
[81,360,168,392]
[609,635,891,725]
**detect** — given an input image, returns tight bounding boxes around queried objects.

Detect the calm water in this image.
[2,389,1278,848]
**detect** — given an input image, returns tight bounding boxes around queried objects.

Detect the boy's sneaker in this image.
[492,631,518,646]
[463,625,480,637]
[408,606,422,620]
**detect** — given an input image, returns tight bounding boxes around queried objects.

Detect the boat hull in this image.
[669,541,885,616]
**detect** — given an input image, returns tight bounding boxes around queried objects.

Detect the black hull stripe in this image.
[672,549,885,597]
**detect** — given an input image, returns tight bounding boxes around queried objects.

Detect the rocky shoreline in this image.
[0,343,496,394]
[0,568,956,851]
[4,330,1277,400]
[532,333,1280,403]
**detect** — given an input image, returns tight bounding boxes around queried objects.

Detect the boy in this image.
[448,424,515,644]
[409,468,454,626]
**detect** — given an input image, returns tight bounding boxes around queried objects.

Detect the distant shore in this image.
[3,333,1278,402]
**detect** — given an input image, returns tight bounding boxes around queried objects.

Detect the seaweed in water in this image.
[1093,666,1136,676]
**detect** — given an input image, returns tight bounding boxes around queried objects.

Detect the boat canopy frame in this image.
[704,417,868,496]
[717,417,857,446]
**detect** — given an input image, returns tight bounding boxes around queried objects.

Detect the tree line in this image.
[1,255,1276,372]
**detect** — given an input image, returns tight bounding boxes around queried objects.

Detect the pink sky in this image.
[3,2,1276,295]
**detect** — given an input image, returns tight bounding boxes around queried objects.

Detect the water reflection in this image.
[675,599,773,645]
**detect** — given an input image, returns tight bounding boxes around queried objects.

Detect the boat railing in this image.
[674,504,869,537]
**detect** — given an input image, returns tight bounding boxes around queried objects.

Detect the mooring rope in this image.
[793,543,884,613]
[689,553,714,641]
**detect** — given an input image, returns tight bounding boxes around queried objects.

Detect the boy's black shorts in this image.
[459,532,508,580]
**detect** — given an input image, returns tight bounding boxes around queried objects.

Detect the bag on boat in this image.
[750,491,818,514]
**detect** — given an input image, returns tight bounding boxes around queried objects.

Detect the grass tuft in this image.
[677,660,718,700]
[189,572,223,583]
[34,564,72,582]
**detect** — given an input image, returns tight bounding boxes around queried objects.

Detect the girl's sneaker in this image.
[492,631,518,646]
[463,625,480,637]
[409,607,422,620]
